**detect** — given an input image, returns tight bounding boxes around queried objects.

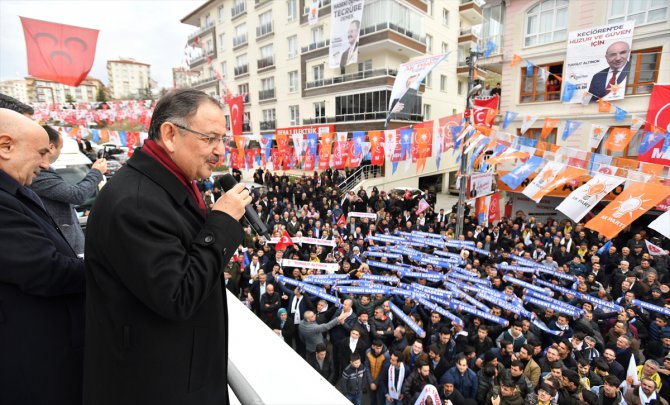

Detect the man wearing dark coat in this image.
[83,90,252,404]
[0,108,86,405]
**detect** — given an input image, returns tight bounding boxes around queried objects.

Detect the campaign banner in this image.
[348,211,377,220]
[329,0,365,68]
[650,210,670,239]
[639,85,670,165]
[521,161,566,203]
[387,53,449,120]
[468,172,496,199]
[564,21,635,103]
[281,259,339,273]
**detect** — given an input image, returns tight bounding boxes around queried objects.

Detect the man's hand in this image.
[370,383,377,391]
[92,158,108,174]
[213,183,252,221]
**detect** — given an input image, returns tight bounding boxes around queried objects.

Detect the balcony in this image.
[233,34,248,49]
[305,68,397,89]
[257,56,275,71]
[234,65,249,77]
[231,2,246,19]
[256,22,273,39]
[301,39,330,54]
[303,112,423,125]
[187,22,215,43]
[259,120,276,131]
[254,0,271,8]
[189,50,215,69]
[242,93,250,104]
[458,27,480,44]
[242,123,251,132]
[258,89,275,101]
[459,0,483,24]
[191,75,218,89]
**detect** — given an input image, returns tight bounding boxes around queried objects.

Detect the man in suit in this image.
[83,89,252,405]
[0,108,86,405]
[30,125,107,255]
[340,19,361,68]
[588,41,631,100]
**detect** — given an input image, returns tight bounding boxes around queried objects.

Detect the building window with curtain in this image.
[608,0,667,25]
[625,47,661,95]
[524,0,568,47]
[519,62,563,103]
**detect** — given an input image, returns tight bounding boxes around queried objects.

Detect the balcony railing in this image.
[242,93,250,103]
[242,123,251,132]
[191,75,218,88]
[234,65,249,76]
[360,21,426,45]
[305,68,397,89]
[303,112,423,125]
[187,22,215,41]
[255,0,271,7]
[301,39,330,54]
[257,56,275,70]
[459,27,481,37]
[461,0,486,6]
[302,0,331,15]
[231,2,246,18]
[233,34,248,48]
[189,50,215,67]
[258,89,275,101]
[259,120,276,131]
[256,22,273,38]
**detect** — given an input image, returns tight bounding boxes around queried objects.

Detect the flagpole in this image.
[456,49,482,237]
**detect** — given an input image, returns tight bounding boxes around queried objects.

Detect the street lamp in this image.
[455,50,483,238]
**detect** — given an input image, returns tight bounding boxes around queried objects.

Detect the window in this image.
[258,10,273,37]
[204,13,212,27]
[358,60,372,72]
[427,0,433,16]
[235,54,249,76]
[458,80,464,95]
[442,8,449,26]
[609,0,667,25]
[232,0,246,17]
[219,33,226,51]
[287,0,298,22]
[262,108,275,122]
[440,75,447,92]
[289,105,300,125]
[287,35,298,58]
[425,72,432,88]
[288,70,298,93]
[335,90,421,121]
[206,39,213,53]
[311,25,324,44]
[625,47,661,95]
[314,101,325,119]
[426,34,433,53]
[519,128,557,145]
[261,77,275,91]
[441,42,448,54]
[260,44,273,59]
[524,0,568,47]
[423,104,431,120]
[234,23,248,47]
[218,5,225,22]
[519,62,563,103]
[313,64,324,81]
[220,61,227,78]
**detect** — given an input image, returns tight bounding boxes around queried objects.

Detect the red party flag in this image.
[276,230,294,251]
[20,17,99,86]
[225,95,244,136]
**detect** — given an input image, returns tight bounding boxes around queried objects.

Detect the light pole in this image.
[455,50,483,238]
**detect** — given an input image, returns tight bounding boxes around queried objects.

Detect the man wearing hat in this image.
[439,373,467,405]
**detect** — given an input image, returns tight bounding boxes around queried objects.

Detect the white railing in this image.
[338,164,383,194]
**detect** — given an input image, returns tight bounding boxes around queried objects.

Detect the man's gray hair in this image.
[148,89,221,141]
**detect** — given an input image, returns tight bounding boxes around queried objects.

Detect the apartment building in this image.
[106,58,152,100]
[173,67,201,89]
[24,76,104,104]
[0,79,29,104]
[489,0,668,154]
[181,0,488,191]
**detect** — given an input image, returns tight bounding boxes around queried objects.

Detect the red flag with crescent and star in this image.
[472,96,499,127]
[20,17,99,87]
[276,230,294,251]
[225,95,244,136]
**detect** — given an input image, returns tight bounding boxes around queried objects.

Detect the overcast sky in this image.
[0,0,206,88]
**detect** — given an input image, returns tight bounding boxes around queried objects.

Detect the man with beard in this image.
[518,343,541,388]
[623,378,667,405]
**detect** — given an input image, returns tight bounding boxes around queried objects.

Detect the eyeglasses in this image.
[172,123,228,146]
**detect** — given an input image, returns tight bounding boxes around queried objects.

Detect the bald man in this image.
[588,41,631,100]
[0,108,86,405]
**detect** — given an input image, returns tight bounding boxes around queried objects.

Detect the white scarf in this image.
[638,387,657,404]
[414,384,442,405]
[349,338,358,353]
[388,362,405,400]
[291,296,303,324]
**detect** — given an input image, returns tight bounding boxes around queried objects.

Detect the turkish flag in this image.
[276,230,294,251]
[225,95,244,136]
[472,95,499,127]
[20,17,99,87]
[645,84,670,133]
[336,215,346,227]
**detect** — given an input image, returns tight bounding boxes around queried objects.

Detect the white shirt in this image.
[291,296,303,324]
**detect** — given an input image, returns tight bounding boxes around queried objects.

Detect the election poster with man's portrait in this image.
[328,0,365,69]
[563,21,635,104]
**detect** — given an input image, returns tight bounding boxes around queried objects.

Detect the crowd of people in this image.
[216,167,670,405]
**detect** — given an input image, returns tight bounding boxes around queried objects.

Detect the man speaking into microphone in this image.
[83,89,251,405]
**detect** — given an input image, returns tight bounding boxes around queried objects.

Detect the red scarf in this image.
[142,139,206,217]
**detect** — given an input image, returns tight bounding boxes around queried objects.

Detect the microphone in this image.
[219,174,272,240]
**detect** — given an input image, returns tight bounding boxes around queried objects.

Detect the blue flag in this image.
[526,61,534,75]
[517,137,538,148]
[500,155,543,190]
[588,153,612,173]
[502,111,518,129]
[639,132,664,155]
[451,125,463,148]
[91,129,100,143]
[561,82,576,103]
[485,39,496,58]
[614,106,627,122]
[353,131,366,160]
[263,134,273,164]
[663,133,670,154]
[597,240,612,255]
[118,131,127,147]
[399,128,413,160]
[469,138,490,171]
[561,120,582,141]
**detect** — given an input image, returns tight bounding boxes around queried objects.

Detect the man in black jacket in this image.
[0,108,86,405]
[83,89,252,405]
[308,343,336,383]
